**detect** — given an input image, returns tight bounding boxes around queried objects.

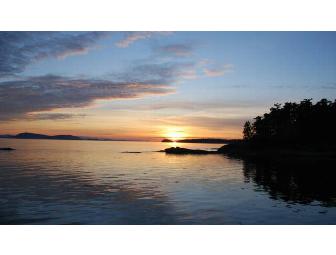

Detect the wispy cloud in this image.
[116,32,172,48]
[0,49,200,121]
[26,113,88,121]
[203,64,234,77]
[121,101,265,111]
[0,32,108,77]
[112,61,198,82]
[0,31,237,123]
[154,116,245,130]
[321,82,336,90]
[157,43,193,57]
[0,75,173,121]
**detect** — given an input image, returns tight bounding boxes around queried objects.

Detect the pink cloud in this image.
[203,64,234,77]
[116,32,172,48]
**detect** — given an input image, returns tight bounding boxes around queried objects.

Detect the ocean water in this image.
[0,138,335,224]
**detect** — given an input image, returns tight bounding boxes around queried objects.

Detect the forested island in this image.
[219,98,336,158]
[164,99,336,158]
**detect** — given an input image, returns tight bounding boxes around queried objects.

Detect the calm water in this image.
[0,138,335,224]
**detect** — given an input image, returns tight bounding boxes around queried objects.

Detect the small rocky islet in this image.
[161,147,217,155]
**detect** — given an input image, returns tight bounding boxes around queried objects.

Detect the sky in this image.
[0,32,335,140]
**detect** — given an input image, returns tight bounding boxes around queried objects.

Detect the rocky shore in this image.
[162,142,336,159]
[161,147,217,155]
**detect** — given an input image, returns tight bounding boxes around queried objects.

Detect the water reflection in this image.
[1,138,336,224]
[0,161,180,224]
[242,158,336,206]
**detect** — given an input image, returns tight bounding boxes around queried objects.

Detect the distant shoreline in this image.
[161,138,240,144]
[0,133,151,142]
[0,136,152,143]
[1,132,238,143]
[162,142,336,159]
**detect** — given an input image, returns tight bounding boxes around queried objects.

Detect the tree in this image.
[243,121,253,140]
[241,98,336,146]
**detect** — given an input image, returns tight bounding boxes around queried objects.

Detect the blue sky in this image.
[0,32,335,139]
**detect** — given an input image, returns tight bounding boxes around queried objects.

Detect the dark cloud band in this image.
[0,32,108,77]
[0,75,173,120]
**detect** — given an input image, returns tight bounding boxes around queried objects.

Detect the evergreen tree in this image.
[242,99,336,146]
[243,121,253,140]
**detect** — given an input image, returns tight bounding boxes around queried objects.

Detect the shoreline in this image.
[162,143,336,160]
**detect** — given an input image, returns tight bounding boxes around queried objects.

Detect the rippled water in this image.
[0,138,335,224]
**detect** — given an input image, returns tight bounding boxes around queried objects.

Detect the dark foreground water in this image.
[0,138,335,224]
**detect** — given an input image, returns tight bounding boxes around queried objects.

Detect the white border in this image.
[0,0,336,30]
[1,225,336,255]
[1,1,336,254]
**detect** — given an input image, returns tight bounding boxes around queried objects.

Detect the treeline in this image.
[243,99,336,146]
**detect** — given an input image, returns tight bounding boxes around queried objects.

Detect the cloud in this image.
[321,82,336,90]
[180,116,244,129]
[154,116,245,130]
[116,32,172,48]
[113,61,198,82]
[26,113,88,121]
[0,32,237,123]
[0,52,200,122]
[203,64,234,77]
[0,75,173,121]
[157,44,193,57]
[125,101,264,111]
[0,32,108,77]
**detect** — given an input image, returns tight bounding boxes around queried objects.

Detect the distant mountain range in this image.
[0,132,148,142]
[161,138,240,144]
[0,132,82,140]
[0,133,240,143]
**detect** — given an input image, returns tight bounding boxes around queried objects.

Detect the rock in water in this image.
[163,147,214,155]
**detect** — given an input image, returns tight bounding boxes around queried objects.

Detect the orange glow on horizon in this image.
[0,115,244,141]
[164,129,187,141]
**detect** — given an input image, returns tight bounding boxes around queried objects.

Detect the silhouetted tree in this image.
[243,121,253,140]
[243,99,336,147]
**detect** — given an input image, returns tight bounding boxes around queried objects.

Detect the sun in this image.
[165,130,185,141]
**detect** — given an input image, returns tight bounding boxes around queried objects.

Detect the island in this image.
[161,147,216,155]
[0,147,15,151]
[0,132,150,142]
[162,99,336,159]
[0,132,83,140]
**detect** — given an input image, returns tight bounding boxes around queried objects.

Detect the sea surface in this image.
[0,138,335,224]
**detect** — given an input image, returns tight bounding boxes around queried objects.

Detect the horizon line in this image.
[0,131,240,142]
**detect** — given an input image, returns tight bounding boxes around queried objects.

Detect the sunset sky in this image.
[0,32,336,140]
